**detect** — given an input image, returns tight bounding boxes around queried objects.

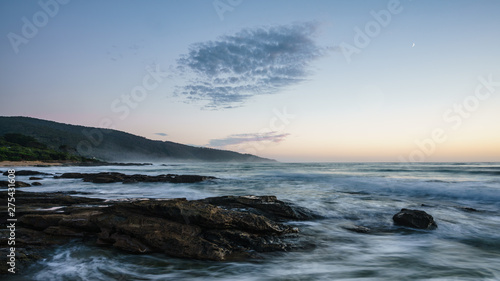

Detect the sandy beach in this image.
[0,160,71,167]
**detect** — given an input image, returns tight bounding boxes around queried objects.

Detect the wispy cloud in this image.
[176,22,324,109]
[155,132,168,136]
[208,132,290,148]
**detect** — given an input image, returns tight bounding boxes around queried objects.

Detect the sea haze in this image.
[6,162,500,280]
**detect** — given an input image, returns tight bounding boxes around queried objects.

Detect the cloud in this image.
[208,132,290,148]
[155,133,168,136]
[176,22,324,109]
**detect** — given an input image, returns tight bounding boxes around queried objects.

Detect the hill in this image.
[0,116,274,163]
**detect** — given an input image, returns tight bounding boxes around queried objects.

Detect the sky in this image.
[1,0,499,162]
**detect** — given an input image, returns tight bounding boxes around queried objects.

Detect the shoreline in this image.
[0,160,154,168]
[0,160,72,167]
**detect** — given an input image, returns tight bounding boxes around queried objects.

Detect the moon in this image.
[412,43,415,47]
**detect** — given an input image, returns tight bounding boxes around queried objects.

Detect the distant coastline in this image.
[0,160,69,167]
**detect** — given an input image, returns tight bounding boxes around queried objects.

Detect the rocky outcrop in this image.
[393,208,437,229]
[0,191,316,267]
[54,172,216,184]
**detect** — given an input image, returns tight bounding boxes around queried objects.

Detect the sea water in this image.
[5,162,500,280]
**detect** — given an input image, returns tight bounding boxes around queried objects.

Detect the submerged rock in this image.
[393,208,437,229]
[341,224,371,234]
[0,191,315,265]
[0,180,31,187]
[55,172,216,184]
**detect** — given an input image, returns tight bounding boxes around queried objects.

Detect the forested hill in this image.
[0,116,274,163]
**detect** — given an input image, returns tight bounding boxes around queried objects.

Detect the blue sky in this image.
[1,0,499,162]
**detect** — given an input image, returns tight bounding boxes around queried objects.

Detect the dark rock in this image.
[55,172,86,178]
[44,226,85,237]
[1,191,314,263]
[342,224,371,234]
[199,195,321,221]
[19,214,66,230]
[55,172,216,184]
[110,233,152,254]
[0,180,31,188]
[32,182,42,186]
[458,206,479,212]
[2,170,50,176]
[393,208,437,229]
[29,177,43,180]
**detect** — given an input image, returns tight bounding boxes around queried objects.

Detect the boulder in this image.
[393,208,437,229]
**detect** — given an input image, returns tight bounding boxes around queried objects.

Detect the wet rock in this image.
[44,226,85,237]
[19,214,66,230]
[110,233,152,254]
[29,177,43,180]
[55,172,216,184]
[2,170,50,176]
[32,182,42,186]
[458,206,479,212]
[342,224,371,234]
[199,195,321,221]
[393,208,437,229]
[0,180,31,188]
[1,191,314,263]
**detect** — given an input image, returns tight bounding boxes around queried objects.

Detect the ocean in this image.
[6,162,500,280]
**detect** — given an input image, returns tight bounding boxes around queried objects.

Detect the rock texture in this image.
[54,172,216,184]
[199,195,321,221]
[0,191,316,272]
[393,208,437,229]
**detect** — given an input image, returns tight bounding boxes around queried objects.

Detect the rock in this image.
[32,182,42,186]
[44,226,85,237]
[110,233,152,254]
[2,170,50,176]
[458,206,479,212]
[393,208,437,229]
[55,172,216,184]
[199,195,321,221]
[29,177,43,180]
[0,180,31,188]
[342,224,371,234]
[0,191,314,263]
